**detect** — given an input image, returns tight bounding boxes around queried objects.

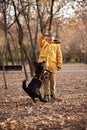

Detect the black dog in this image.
[22,61,48,103]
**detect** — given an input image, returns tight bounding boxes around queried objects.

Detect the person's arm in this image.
[38,34,45,49]
[56,44,62,69]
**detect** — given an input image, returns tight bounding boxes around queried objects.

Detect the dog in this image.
[22,61,49,103]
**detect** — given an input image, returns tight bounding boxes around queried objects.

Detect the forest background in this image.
[0,1,87,129]
[0,0,87,77]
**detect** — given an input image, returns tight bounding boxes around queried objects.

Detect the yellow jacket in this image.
[38,34,62,73]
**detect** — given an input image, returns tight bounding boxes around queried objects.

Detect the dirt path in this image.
[0,63,87,130]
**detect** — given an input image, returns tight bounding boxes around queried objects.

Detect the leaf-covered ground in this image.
[0,63,87,130]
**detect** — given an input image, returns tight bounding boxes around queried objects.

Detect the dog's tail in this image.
[22,80,28,92]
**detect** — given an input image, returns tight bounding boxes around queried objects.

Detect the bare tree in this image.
[36,0,55,32]
[0,0,15,65]
[76,0,87,63]
[12,0,29,79]
[20,0,38,61]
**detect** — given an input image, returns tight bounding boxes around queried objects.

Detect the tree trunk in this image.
[48,0,55,31]
[0,49,7,89]
[12,1,34,77]
[13,1,28,79]
[3,0,8,65]
[7,39,14,65]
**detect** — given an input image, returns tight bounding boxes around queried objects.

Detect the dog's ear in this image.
[41,61,45,66]
[33,61,38,67]
[34,61,45,67]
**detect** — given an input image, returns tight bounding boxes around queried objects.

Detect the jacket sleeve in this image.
[38,34,45,49]
[56,44,62,68]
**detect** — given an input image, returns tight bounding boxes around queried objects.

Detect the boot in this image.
[44,94,49,102]
[50,94,56,100]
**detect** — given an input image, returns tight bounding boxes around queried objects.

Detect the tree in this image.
[75,0,87,63]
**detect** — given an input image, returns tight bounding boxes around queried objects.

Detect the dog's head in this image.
[34,61,45,75]
[34,61,50,80]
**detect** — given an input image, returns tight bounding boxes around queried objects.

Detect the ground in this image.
[0,63,87,130]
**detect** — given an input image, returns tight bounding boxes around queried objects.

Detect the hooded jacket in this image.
[38,34,62,73]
